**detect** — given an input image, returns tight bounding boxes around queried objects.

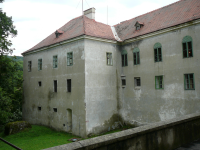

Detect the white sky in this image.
[1,0,178,56]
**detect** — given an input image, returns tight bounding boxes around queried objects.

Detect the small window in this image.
[38,107,41,111]
[121,50,128,67]
[133,48,140,65]
[38,81,42,87]
[67,79,71,92]
[54,80,57,92]
[28,61,32,72]
[155,76,163,89]
[53,55,58,68]
[154,43,162,62]
[122,79,126,86]
[53,108,57,112]
[184,74,195,90]
[38,59,42,70]
[106,52,113,66]
[67,52,73,66]
[182,36,193,58]
[134,77,141,87]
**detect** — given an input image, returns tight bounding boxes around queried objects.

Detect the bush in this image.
[4,121,31,135]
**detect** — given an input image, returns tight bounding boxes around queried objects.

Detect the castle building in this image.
[22,0,200,137]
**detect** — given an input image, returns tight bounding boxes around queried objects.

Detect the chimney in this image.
[84,7,95,20]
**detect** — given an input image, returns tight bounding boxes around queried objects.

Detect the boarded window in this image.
[54,80,57,92]
[67,52,73,66]
[67,79,71,92]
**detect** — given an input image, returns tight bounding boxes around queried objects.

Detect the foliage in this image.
[0,55,23,126]
[0,125,80,150]
[0,0,17,55]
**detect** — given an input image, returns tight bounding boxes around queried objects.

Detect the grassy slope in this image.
[0,125,79,150]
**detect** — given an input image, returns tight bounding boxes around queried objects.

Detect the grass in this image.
[0,125,134,150]
[0,125,80,150]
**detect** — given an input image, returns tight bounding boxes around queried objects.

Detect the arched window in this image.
[154,43,162,62]
[133,48,140,65]
[182,36,193,58]
[121,50,128,67]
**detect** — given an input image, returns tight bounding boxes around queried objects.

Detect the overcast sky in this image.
[1,0,178,56]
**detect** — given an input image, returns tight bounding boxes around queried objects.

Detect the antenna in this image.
[107,5,108,25]
[82,0,83,15]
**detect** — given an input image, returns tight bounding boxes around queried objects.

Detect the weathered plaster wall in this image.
[84,39,122,135]
[22,40,86,137]
[119,24,200,125]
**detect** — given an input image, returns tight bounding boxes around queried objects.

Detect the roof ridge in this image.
[114,0,183,26]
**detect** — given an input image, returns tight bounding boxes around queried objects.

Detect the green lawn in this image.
[0,125,80,150]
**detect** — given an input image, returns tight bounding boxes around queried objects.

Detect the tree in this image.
[0,0,17,55]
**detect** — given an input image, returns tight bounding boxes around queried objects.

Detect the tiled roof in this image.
[114,0,200,41]
[23,15,115,54]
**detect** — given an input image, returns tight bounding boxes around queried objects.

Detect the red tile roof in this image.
[23,0,200,54]
[114,0,200,41]
[23,15,115,54]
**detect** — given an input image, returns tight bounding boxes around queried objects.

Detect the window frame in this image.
[133,48,140,65]
[67,52,73,66]
[28,61,32,72]
[121,50,128,67]
[182,36,193,58]
[53,55,58,68]
[106,52,113,66]
[155,75,164,89]
[184,73,195,90]
[134,77,141,87]
[38,59,42,71]
[122,79,126,87]
[154,43,162,62]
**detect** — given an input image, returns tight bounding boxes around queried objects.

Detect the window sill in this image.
[135,87,141,90]
[122,86,126,88]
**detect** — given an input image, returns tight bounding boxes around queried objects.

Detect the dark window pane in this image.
[54,80,57,92]
[122,79,126,86]
[67,79,71,92]
[154,49,157,61]
[134,53,136,65]
[122,55,124,66]
[137,79,140,86]
[125,54,128,66]
[158,48,162,61]
[188,42,192,57]
[137,52,140,64]
[183,43,187,58]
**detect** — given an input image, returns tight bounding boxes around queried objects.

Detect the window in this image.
[135,21,144,30]
[38,107,41,111]
[67,79,71,92]
[122,79,126,86]
[184,74,195,90]
[106,52,113,66]
[134,77,141,87]
[54,80,57,92]
[53,55,58,68]
[121,50,128,67]
[67,52,73,66]
[155,76,163,89]
[53,108,57,112]
[154,43,162,62]
[133,48,140,65]
[38,59,42,70]
[182,36,193,58]
[28,61,32,72]
[38,81,42,87]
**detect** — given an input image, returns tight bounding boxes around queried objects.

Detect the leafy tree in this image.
[0,0,17,55]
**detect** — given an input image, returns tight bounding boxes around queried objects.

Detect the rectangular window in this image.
[183,42,193,58]
[53,55,58,68]
[67,79,71,92]
[154,48,162,62]
[184,74,195,90]
[155,76,163,89]
[67,52,73,66]
[122,79,126,86]
[133,52,140,65]
[53,108,57,112]
[28,61,32,72]
[38,59,42,70]
[122,54,128,67]
[38,81,42,87]
[134,77,141,87]
[54,80,57,92]
[38,107,41,111]
[106,52,113,66]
